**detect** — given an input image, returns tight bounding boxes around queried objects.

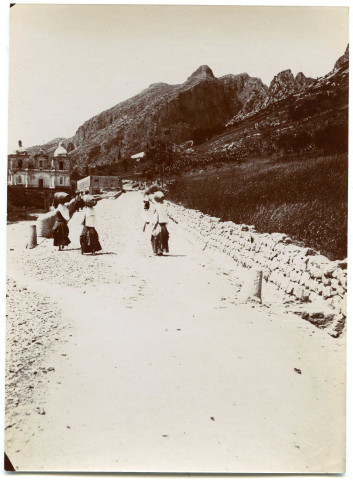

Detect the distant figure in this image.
[151,191,169,256]
[75,191,84,211]
[80,195,102,255]
[142,192,152,232]
[52,192,71,251]
[143,192,150,211]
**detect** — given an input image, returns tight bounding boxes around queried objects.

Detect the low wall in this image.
[167,201,347,332]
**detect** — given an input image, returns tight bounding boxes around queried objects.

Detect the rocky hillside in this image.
[194,47,348,164]
[27,45,348,171]
[227,70,315,125]
[28,65,267,168]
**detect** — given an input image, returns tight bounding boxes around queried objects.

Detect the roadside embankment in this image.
[167,201,347,337]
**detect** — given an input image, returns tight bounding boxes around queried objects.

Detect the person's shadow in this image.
[89,252,117,256]
[63,248,117,255]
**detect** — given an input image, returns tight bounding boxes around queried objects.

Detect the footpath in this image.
[5,192,345,473]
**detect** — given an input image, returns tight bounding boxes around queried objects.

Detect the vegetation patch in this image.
[168,153,347,260]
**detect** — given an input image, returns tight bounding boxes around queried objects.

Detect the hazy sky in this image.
[7,4,349,153]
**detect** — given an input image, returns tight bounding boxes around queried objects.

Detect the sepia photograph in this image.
[2,2,349,474]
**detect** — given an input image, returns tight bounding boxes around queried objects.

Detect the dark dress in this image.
[75,196,85,211]
[151,223,169,255]
[80,216,102,254]
[52,210,71,246]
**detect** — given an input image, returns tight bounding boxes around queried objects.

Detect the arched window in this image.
[17,175,22,184]
[60,177,64,185]
[18,159,22,168]
[39,160,43,168]
[59,161,64,170]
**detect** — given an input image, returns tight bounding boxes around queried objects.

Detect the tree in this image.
[314,123,348,154]
[71,165,81,182]
[121,158,129,173]
[146,139,173,166]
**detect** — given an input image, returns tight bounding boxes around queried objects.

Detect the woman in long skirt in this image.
[52,192,71,251]
[151,191,169,256]
[80,196,102,255]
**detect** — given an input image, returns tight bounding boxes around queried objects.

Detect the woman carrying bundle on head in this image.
[75,191,84,212]
[80,195,102,255]
[151,191,169,256]
[52,192,71,251]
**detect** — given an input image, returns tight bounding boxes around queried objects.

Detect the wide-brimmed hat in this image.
[154,191,165,202]
[82,195,97,207]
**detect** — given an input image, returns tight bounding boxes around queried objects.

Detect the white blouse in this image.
[57,203,70,222]
[85,206,96,227]
[153,202,168,224]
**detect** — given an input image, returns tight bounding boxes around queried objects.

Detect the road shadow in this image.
[62,248,117,256]
[83,252,117,256]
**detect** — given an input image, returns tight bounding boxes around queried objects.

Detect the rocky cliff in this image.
[29,65,268,168]
[27,45,348,170]
[227,69,315,125]
[334,44,349,70]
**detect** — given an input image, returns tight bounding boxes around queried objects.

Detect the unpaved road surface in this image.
[5,192,345,473]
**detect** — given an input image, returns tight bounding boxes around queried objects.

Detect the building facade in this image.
[77,175,122,194]
[8,141,71,190]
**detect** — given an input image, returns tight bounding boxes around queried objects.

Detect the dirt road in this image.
[5,192,345,473]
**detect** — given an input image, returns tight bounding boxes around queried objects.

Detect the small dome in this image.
[54,141,67,157]
[15,140,26,154]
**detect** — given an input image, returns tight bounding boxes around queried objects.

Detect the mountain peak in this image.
[334,44,349,70]
[188,65,215,80]
[274,69,294,83]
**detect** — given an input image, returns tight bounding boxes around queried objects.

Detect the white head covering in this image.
[154,191,165,202]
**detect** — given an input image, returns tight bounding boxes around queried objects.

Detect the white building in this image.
[131,151,146,161]
[77,175,122,194]
[8,141,71,190]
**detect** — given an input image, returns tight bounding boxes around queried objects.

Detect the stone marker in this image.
[27,224,37,249]
[239,269,263,304]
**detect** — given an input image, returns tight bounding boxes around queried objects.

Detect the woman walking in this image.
[151,191,169,256]
[80,195,102,255]
[52,192,71,251]
[75,191,84,211]
[142,191,152,232]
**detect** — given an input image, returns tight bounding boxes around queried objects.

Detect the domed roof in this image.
[54,141,67,157]
[15,140,26,154]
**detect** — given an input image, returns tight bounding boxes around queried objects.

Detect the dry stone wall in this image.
[167,201,347,327]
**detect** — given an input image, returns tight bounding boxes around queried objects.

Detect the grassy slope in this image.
[168,154,348,260]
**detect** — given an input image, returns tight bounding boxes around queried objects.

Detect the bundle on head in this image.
[53,192,70,208]
[154,191,165,202]
[145,184,160,195]
[82,195,97,207]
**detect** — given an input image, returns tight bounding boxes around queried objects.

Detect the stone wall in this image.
[167,201,347,330]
